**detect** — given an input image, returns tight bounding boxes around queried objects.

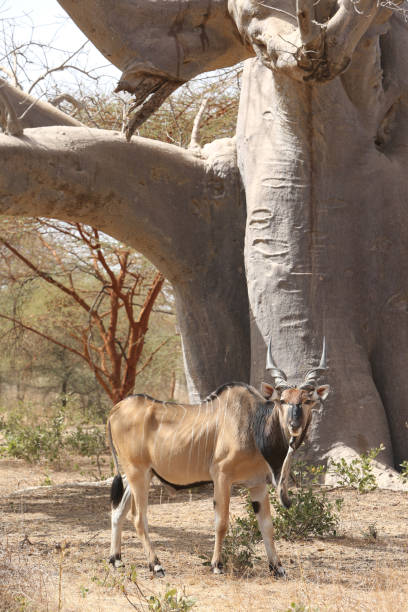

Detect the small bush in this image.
[270,487,343,540]
[399,460,408,484]
[0,412,64,463]
[0,407,108,474]
[282,603,320,612]
[66,425,107,477]
[292,460,326,488]
[222,513,261,573]
[147,586,196,611]
[329,444,385,493]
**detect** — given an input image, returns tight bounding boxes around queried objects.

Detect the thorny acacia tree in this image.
[0,0,407,475]
[0,219,169,405]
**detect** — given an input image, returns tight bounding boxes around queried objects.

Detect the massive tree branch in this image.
[57,0,251,132]
[0,125,250,398]
[0,126,232,279]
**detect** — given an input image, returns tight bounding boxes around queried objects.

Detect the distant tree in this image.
[0,218,177,405]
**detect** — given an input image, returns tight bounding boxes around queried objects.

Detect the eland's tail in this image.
[107,420,124,508]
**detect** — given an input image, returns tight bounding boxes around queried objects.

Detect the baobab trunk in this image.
[237,14,408,468]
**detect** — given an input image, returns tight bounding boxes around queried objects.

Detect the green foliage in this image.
[292,460,326,487]
[0,412,64,463]
[0,405,107,472]
[222,513,261,573]
[66,425,106,458]
[399,460,408,483]
[66,424,108,479]
[222,461,344,570]
[147,586,196,611]
[270,487,343,541]
[282,603,320,612]
[329,444,385,493]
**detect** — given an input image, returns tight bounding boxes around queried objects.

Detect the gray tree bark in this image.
[236,11,408,468]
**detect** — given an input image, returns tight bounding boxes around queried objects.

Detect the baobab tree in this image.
[0,0,407,474]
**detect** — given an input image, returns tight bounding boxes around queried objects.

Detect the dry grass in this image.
[0,456,407,611]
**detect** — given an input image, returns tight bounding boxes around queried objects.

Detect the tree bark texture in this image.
[236,13,408,467]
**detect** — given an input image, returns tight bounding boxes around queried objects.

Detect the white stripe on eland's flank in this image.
[153,404,167,458]
[188,401,202,468]
[168,403,186,462]
[220,388,231,435]
[202,402,212,459]
[214,395,221,433]
[141,400,152,449]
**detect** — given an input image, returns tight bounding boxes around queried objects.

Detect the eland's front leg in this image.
[211,472,231,574]
[249,484,286,578]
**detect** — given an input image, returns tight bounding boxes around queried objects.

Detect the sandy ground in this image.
[1,455,407,611]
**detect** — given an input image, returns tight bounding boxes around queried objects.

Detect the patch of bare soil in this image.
[1,455,407,611]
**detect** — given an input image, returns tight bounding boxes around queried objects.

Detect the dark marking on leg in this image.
[251,501,260,514]
[213,500,216,509]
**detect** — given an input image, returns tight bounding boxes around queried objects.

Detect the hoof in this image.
[269,563,286,578]
[151,564,165,577]
[109,554,124,569]
[211,562,224,575]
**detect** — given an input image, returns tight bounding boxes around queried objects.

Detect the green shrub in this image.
[270,487,343,540]
[291,460,326,488]
[282,603,320,612]
[0,412,65,463]
[399,460,408,484]
[147,586,196,611]
[328,444,385,493]
[222,513,261,573]
[66,424,106,455]
[66,425,108,478]
[0,408,108,473]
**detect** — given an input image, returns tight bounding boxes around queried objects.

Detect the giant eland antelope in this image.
[107,340,330,577]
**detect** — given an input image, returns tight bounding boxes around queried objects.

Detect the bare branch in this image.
[27,41,89,95]
[134,336,173,378]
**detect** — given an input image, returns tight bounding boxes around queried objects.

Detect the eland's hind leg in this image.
[249,484,285,577]
[127,467,165,577]
[109,479,132,567]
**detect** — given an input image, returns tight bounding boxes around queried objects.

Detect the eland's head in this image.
[261,338,330,442]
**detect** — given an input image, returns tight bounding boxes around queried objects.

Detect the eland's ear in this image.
[261,382,279,400]
[316,385,330,401]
